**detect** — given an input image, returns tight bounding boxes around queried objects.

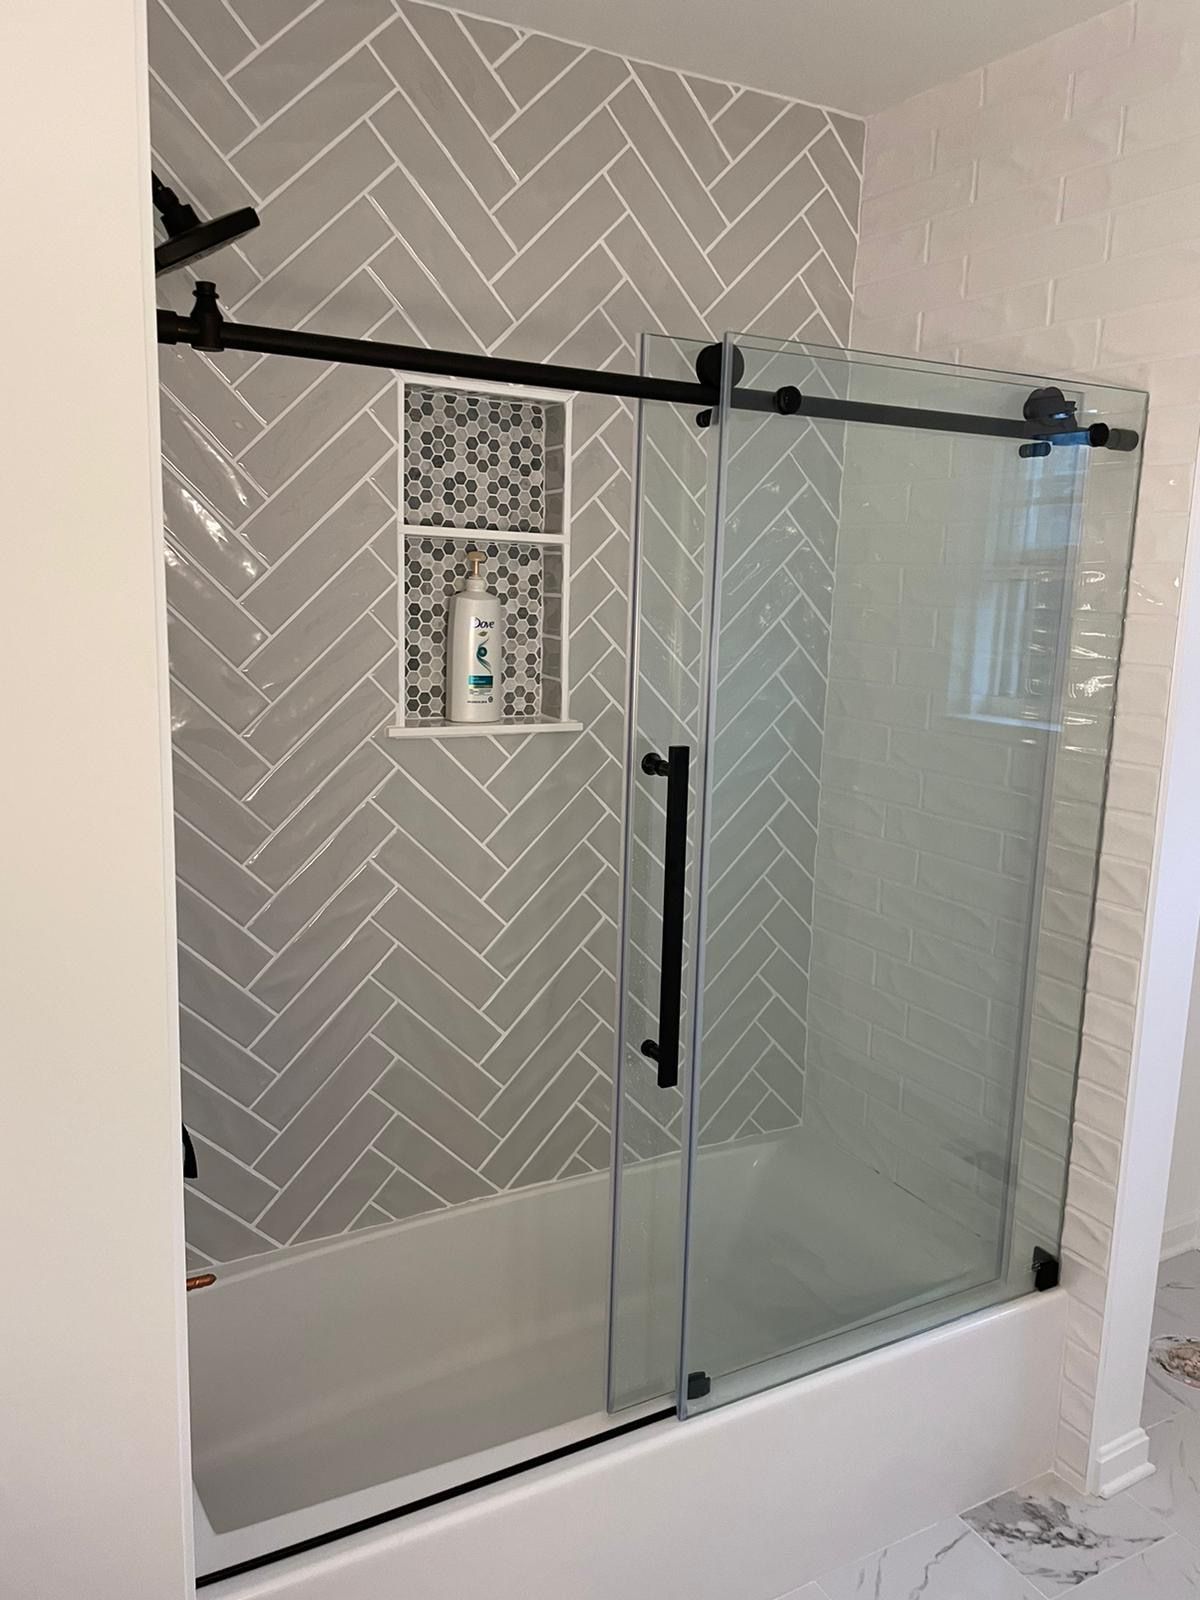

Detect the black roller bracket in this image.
[774,385,803,415]
[1018,385,1139,459]
[693,342,746,429]
[1020,386,1075,461]
[686,1370,711,1401]
[1024,385,1077,432]
[694,340,745,391]
[1032,1246,1060,1291]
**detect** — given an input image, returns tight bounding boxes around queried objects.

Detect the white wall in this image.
[854,0,1200,1494]
[1164,952,1200,1253]
[0,1,193,1595]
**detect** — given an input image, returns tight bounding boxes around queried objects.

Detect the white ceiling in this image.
[458,0,1126,114]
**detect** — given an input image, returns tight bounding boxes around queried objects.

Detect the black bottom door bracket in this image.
[686,1370,711,1401]
[1032,1247,1060,1291]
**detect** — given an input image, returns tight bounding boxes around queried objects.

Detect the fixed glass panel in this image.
[675,333,1144,1409]
[1006,374,1146,1285]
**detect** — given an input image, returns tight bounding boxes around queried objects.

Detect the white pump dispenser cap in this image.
[462,549,487,593]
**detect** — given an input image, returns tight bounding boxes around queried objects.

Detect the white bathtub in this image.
[190,1161,619,1575]
[192,1130,1059,1591]
[200,1295,1067,1600]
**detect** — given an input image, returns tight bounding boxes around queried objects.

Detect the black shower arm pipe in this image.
[156,302,1138,450]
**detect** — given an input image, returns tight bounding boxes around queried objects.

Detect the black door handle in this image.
[639,745,689,1090]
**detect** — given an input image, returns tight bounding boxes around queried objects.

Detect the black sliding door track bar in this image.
[158,283,1139,452]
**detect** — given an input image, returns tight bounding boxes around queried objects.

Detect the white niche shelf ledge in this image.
[394,373,577,740]
[387,718,583,741]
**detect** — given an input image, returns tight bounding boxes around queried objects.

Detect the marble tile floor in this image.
[773,1252,1200,1600]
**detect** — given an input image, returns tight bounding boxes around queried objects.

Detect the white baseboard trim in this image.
[1094,1428,1155,1498]
[1161,1219,1200,1260]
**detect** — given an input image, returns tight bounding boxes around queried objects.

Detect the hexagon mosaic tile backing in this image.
[404,387,545,533]
[405,539,543,721]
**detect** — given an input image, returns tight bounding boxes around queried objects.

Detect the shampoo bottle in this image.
[447,549,503,723]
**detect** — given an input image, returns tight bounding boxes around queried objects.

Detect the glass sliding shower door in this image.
[613,331,1145,1415]
[609,334,716,1410]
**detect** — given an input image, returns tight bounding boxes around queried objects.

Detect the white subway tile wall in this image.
[805,362,1140,1275]
[856,0,1184,1483]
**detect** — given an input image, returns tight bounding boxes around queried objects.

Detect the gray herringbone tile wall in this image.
[151,0,863,1267]
[620,351,845,1168]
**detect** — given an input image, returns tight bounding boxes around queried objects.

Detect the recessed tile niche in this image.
[389,378,576,740]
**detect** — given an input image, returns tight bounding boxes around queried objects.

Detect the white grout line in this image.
[239,726,394,882]
[244,101,392,213]
[240,914,389,1057]
[452,8,520,116]
[148,62,266,196]
[381,888,506,997]
[490,146,630,281]
[244,979,394,1114]
[609,129,720,271]
[183,1082,281,1183]
[238,547,392,692]
[171,760,273,884]
[487,40,606,145]
[233,358,392,485]
[249,819,397,950]
[224,15,397,163]
[259,1100,402,1241]
[179,1005,280,1086]
[189,1127,278,1192]
[178,879,275,967]
[387,13,520,186]
[364,193,484,348]
[236,447,394,608]
[369,970,503,1089]
[489,228,628,352]
[369,88,522,256]
[229,0,325,61]
[231,182,398,316]
[189,1181,280,1251]
[382,1057,502,1142]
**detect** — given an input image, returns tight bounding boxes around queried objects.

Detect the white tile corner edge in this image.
[1094,1427,1155,1499]
[1080,443,1200,1493]
[210,1290,1065,1600]
[1162,1218,1200,1262]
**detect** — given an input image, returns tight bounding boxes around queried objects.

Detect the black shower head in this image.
[152,172,259,277]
